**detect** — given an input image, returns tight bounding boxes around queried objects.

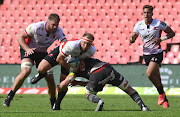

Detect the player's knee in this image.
[37,66,46,73]
[146,71,152,78]
[118,78,129,90]
[21,68,31,78]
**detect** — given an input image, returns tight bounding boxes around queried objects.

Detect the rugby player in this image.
[3,13,67,109]
[56,58,151,111]
[129,5,175,108]
[30,33,96,110]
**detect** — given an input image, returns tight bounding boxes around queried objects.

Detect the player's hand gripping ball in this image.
[67,57,80,67]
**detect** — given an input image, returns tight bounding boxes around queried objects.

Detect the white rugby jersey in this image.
[60,39,96,59]
[25,21,67,52]
[133,19,168,55]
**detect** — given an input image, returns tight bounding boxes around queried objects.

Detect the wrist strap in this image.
[160,36,168,41]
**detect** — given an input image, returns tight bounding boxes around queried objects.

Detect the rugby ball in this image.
[67,57,80,67]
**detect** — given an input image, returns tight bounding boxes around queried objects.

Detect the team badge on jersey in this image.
[67,46,71,51]
[41,28,44,31]
[28,26,32,31]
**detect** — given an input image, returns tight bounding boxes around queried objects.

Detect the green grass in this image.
[0,94,180,117]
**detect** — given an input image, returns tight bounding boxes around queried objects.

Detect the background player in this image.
[3,13,67,109]
[129,5,175,108]
[56,58,150,111]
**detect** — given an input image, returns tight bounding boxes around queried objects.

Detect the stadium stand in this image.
[0,0,179,64]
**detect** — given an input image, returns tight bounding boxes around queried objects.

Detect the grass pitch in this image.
[0,94,180,117]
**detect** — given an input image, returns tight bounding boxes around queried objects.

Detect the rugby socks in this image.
[7,90,15,100]
[130,92,145,108]
[87,94,101,103]
[157,86,168,102]
[50,98,56,109]
[55,90,68,106]
[157,86,164,94]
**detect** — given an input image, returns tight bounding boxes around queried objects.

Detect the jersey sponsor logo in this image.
[28,26,32,31]
[49,54,53,57]
[67,46,71,51]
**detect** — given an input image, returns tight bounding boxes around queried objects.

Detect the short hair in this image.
[48,13,60,22]
[143,5,153,12]
[83,33,94,41]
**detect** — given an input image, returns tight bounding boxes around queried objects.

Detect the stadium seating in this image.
[0,0,179,64]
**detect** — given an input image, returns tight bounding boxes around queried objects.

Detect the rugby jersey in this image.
[60,39,96,59]
[133,19,168,55]
[25,21,67,52]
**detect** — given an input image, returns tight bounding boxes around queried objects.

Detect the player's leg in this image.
[52,73,68,110]
[3,58,33,107]
[30,59,52,84]
[31,47,59,84]
[146,61,169,107]
[110,67,150,111]
[45,73,56,109]
[122,85,150,111]
[85,87,104,111]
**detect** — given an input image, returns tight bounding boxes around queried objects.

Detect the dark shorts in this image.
[86,64,125,92]
[143,52,163,66]
[44,46,60,67]
[20,48,48,68]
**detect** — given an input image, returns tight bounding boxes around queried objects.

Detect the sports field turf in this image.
[0,94,180,117]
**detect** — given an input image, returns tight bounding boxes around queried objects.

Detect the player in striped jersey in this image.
[130,5,175,108]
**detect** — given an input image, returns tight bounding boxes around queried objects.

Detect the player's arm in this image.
[162,26,175,41]
[129,32,138,43]
[153,26,175,45]
[17,31,36,55]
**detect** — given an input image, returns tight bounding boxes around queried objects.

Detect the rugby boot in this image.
[141,105,151,111]
[3,96,12,107]
[158,92,165,105]
[163,101,169,108]
[95,100,104,111]
[52,103,61,110]
[30,73,47,84]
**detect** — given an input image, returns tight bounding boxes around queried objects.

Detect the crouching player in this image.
[56,58,151,111]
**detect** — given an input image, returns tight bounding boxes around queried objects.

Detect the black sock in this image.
[39,72,48,78]
[87,94,101,103]
[130,92,145,108]
[50,98,56,109]
[7,90,15,100]
[157,86,164,94]
[55,90,68,106]
[164,95,168,102]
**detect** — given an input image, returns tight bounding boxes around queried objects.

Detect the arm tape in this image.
[160,36,168,41]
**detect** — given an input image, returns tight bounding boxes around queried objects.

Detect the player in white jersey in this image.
[130,5,175,108]
[30,33,96,110]
[3,13,67,109]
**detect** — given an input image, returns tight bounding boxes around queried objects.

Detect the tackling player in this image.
[3,13,67,109]
[129,5,175,108]
[57,58,150,111]
[30,33,96,110]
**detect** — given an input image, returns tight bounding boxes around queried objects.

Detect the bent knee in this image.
[21,68,31,78]
[146,71,152,78]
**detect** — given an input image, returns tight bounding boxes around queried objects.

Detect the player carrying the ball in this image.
[30,32,96,110]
